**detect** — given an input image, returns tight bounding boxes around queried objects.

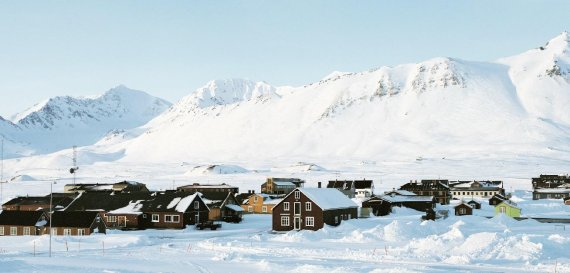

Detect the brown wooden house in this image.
[50,211,106,236]
[138,191,210,229]
[532,174,570,189]
[64,191,154,230]
[200,191,244,222]
[272,188,358,231]
[361,196,392,216]
[489,193,507,206]
[565,197,570,205]
[467,200,481,209]
[399,180,451,204]
[0,211,48,236]
[261,178,305,195]
[454,203,473,216]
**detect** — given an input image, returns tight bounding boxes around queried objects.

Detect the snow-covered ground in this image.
[1,158,570,272]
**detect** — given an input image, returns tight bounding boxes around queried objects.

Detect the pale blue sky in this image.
[0,1,569,118]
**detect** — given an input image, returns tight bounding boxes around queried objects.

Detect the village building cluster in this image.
[0,174,567,236]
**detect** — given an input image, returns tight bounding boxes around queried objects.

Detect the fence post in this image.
[33,241,35,257]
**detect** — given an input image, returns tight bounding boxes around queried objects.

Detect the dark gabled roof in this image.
[354,180,373,189]
[327,180,353,190]
[199,191,233,206]
[490,193,507,200]
[0,211,47,226]
[3,195,74,208]
[140,191,202,213]
[399,180,450,191]
[454,203,473,209]
[64,191,155,211]
[467,200,481,205]
[51,211,101,228]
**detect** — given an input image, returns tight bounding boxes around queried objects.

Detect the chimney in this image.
[318,182,322,188]
[252,190,255,194]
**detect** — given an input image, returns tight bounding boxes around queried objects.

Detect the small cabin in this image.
[50,211,107,235]
[489,194,507,206]
[0,211,49,236]
[495,201,521,218]
[454,203,473,216]
[467,200,481,209]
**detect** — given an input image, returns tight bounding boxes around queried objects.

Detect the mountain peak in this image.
[176,78,278,109]
[541,31,569,53]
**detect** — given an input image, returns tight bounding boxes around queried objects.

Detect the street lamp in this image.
[49,180,57,258]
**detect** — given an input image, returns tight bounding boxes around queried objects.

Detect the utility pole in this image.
[49,180,57,257]
[1,137,5,206]
[70,146,78,185]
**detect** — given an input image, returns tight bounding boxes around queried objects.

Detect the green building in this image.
[494,201,521,218]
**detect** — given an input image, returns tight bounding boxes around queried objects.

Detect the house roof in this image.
[454,203,473,209]
[298,188,357,210]
[497,200,520,210]
[2,195,74,208]
[141,192,204,213]
[273,181,296,187]
[327,180,353,190]
[0,211,46,226]
[467,200,481,205]
[64,191,155,212]
[533,188,570,194]
[353,180,373,189]
[51,211,101,228]
[380,195,435,203]
[384,190,417,196]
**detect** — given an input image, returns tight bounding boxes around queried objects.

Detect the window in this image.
[194,201,199,210]
[107,215,117,223]
[0,227,4,235]
[499,207,506,214]
[306,217,314,227]
[295,191,300,199]
[164,215,180,223]
[51,228,57,236]
[23,227,30,236]
[459,208,466,214]
[63,229,71,236]
[248,206,253,213]
[152,214,159,222]
[348,214,351,220]
[283,202,290,211]
[281,216,289,226]
[78,229,85,236]
[254,196,258,203]
[262,206,267,213]
[305,202,312,211]
[10,227,17,236]
[334,216,338,224]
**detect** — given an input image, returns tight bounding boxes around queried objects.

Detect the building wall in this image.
[0,225,47,236]
[104,213,142,230]
[451,190,501,199]
[532,192,570,200]
[495,204,521,217]
[144,212,185,229]
[50,227,93,236]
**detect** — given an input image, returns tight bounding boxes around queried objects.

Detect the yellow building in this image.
[241,194,284,214]
[495,201,521,218]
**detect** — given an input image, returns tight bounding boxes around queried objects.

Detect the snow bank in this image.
[185,164,249,175]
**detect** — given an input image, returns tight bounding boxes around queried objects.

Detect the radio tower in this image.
[70,146,79,185]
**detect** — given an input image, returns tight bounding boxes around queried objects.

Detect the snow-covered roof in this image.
[384,190,417,196]
[498,200,520,210]
[381,195,434,203]
[225,204,244,212]
[273,181,295,187]
[533,188,570,193]
[299,188,358,210]
[108,200,144,215]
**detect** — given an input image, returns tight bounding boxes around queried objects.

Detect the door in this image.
[294,217,301,230]
[118,216,127,227]
[294,202,301,215]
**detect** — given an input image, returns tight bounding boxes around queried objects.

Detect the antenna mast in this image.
[70,146,79,185]
[1,137,4,205]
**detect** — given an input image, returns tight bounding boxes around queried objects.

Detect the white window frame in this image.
[23,227,31,236]
[459,208,466,214]
[10,227,17,236]
[262,206,267,213]
[194,201,199,210]
[281,216,289,226]
[334,216,338,224]
[164,215,180,223]
[499,206,506,214]
[106,215,117,223]
[283,202,290,211]
[295,191,301,199]
[305,202,312,211]
[0,226,4,235]
[77,229,85,236]
[151,214,159,223]
[306,216,314,227]
[63,229,72,236]
[254,196,258,203]
[248,206,253,213]
[51,228,57,236]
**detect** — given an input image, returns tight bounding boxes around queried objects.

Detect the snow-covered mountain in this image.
[2,85,171,157]
[103,32,569,163]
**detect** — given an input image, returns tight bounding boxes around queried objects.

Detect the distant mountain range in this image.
[2,32,569,164]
